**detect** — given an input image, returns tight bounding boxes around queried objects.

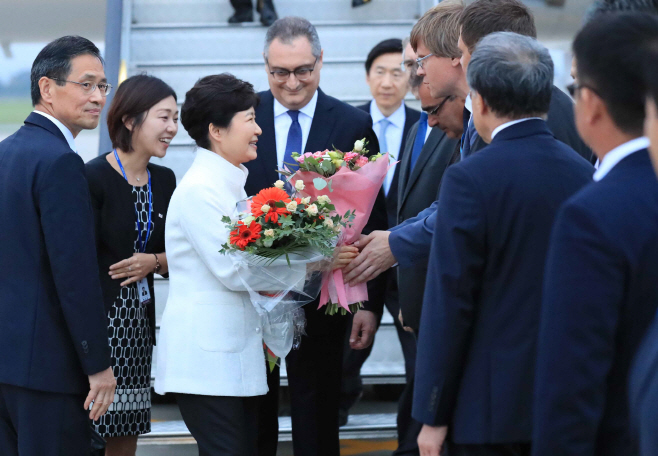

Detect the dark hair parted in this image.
[467,32,553,118]
[181,74,260,150]
[30,35,103,106]
[365,39,403,74]
[106,75,177,152]
[574,12,658,136]
[459,0,536,53]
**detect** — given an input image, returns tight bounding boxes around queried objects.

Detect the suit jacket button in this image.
[82,341,89,354]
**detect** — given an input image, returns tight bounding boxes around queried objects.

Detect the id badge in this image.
[137,278,152,306]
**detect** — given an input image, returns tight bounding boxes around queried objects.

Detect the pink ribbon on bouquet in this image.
[290,154,394,313]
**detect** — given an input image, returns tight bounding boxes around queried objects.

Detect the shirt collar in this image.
[33,110,77,153]
[464,94,473,114]
[491,117,544,140]
[274,90,319,119]
[593,137,650,182]
[370,101,406,129]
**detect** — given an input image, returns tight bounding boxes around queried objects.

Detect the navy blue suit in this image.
[412,120,593,447]
[533,148,658,456]
[247,89,387,456]
[630,314,658,456]
[0,113,110,454]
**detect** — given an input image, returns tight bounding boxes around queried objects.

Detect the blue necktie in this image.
[283,110,302,192]
[410,112,428,172]
[379,119,393,195]
[460,107,471,160]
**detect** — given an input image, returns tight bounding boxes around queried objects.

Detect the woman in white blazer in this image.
[155,74,356,455]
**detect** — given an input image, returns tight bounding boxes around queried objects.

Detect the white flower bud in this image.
[295,180,305,191]
[243,216,256,225]
[274,180,285,189]
[317,195,331,204]
[306,204,319,216]
[301,197,311,205]
[286,201,298,211]
[261,204,271,213]
[264,229,275,237]
[323,218,334,228]
[353,139,364,152]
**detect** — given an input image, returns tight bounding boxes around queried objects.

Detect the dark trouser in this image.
[341,290,419,454]
[0,382,89,456]
[230,0,275,13]
[258,308,349,456]
[176,393,260,456]
[447,442,532,456]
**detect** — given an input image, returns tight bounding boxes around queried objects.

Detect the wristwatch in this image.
[153,253,162,274]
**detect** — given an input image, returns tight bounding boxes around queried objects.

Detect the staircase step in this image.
[140,413,397,444]
[132,0,420,24]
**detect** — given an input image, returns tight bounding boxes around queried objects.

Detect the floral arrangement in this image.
[219,186,354,265]
[283,139,395,316]
[289,139,384,178]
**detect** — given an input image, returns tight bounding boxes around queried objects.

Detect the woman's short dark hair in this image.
[106,74,177,152]
[30,35,103,106]
[181,74,260,150]
[574,12,658,136]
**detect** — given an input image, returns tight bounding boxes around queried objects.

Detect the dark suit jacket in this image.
[85,153,177,342]
[394,124,458,332]
[533,148,658,456]
[245,89,387,322]
[630,315,658,456]
[470,86,593,161]
[412,120,593,444]
[357,101,420,228]
[0,113,111,395]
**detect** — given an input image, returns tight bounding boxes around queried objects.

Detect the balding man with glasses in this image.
[243,16,387,456]
[0,36,116,456]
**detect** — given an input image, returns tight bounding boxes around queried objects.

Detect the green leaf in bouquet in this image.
[280,216,294,228]
[312,178,327,190]
[275,201,286,208]
[320,159,334,173]
[263,238,274,248]
[221,215,232,224]
[304,156,319,167]
[327,179,334,193]
[325,204,336,211]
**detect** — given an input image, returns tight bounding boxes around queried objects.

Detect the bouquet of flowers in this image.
[219,186,354,362]
[281,139,394,316]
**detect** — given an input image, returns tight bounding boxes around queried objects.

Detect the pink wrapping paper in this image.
[289,153,393,312]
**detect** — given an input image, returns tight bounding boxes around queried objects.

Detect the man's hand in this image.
[418,425,448,456]
[343,231,396,285]
[349,310,377,350]
[85,367,117,421]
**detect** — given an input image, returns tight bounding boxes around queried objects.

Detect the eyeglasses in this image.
[426,96,451,116]
[567,81,598,99]
[415,53,434,70]
[49,78,112,96]
[267,58,319,83]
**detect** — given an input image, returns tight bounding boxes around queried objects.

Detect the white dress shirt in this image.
[593,137,650,182]
[491,117,544,140]
[274,91,318,170]
[33,110,77,153]
[371,101,406,196]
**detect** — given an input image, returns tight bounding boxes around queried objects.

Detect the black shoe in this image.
[228,11,254,23]
[259,0,278,26]
[339,408,349,427]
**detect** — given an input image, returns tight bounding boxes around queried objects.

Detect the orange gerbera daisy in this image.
[229,221,262,250]
[251,187,291,224]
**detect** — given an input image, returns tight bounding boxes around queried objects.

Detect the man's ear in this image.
[451,57,461,68]
[38,76,55,105]
[581,88,604,129]
[472,91,487,117]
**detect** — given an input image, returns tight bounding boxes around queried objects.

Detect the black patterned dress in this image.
[94,183,154,437]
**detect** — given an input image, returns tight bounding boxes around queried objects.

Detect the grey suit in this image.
[397,125,459,333]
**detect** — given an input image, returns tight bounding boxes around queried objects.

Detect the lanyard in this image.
[113,149,152,253]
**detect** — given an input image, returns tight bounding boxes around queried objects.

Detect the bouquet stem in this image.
[324,302,363,316]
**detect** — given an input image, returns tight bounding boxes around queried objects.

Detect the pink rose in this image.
[313,151,324,159]
[356,156,369,168]
[344,152,359,161]
[295,156,305,163]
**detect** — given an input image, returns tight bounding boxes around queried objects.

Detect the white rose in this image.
[274,180,285,189]
[301,197,311,205]
[353,139,364,152]
[264,229,275,237]
[243,216,256,225]
[286,201,298,211]
[295,180,305,191]
[317,195,331,204]
[305,204,319,216]
[323,218,334,228]
[261,204,271,213]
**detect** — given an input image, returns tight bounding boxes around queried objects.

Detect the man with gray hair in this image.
[243,16,386,456]
[412,32,593,456]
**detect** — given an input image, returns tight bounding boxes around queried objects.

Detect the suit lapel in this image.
[256,91,278,178]
[400,128,444,208]
[24,112,70,148]
[305,89,337,153]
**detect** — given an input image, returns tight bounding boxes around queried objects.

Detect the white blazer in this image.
[155,148,281,397]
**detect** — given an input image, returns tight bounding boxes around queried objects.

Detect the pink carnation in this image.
[356,156,369,168]
[295,156,305,163]
[344,152,359,161]
[313,151,324,159]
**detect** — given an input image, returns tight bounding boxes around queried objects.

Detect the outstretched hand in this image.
[343,231,396,285]
[332,245,359,270]
[349,309,377,350]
